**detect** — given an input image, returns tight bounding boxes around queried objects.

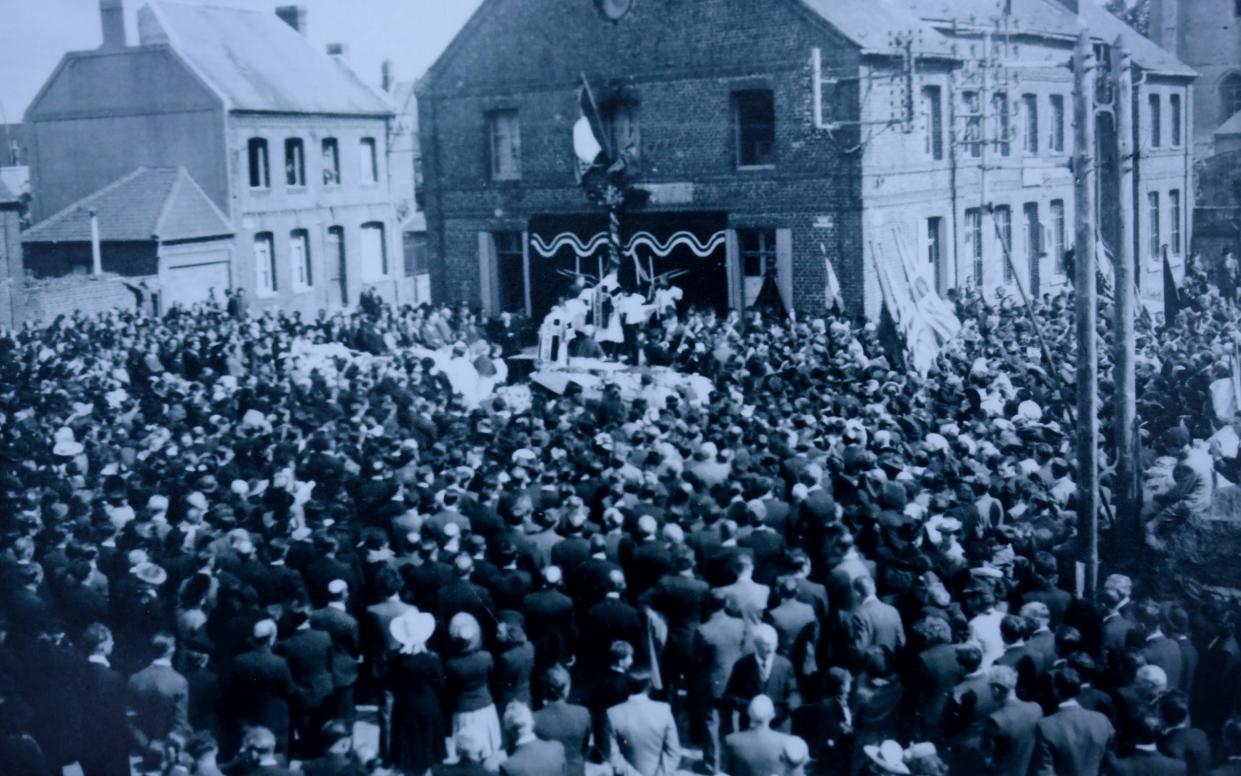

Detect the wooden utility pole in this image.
[1112,38,1139,552]
[1073,32,1100,597]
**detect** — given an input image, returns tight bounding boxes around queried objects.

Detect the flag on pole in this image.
[821,242,842,312]
[574,73,611,178]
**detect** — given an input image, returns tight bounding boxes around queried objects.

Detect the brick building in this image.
[418,0,1193,320]
[24,1,401,313]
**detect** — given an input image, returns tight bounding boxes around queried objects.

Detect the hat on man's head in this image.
[863,740,911,774]
[131,561,167,587]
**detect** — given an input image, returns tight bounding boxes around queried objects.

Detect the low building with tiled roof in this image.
[22,167,235,309]
[25,0,405,314]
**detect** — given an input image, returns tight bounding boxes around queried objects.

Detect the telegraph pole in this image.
[1111,38,1139,554]
[1073,32,1100,597]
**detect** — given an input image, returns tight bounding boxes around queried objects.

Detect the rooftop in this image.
[23,167,233,244]
[136,1,393,116]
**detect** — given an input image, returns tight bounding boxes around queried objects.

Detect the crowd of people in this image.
[1,256,1241,776]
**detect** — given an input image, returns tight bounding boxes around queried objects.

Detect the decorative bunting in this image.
[529,230,726,259]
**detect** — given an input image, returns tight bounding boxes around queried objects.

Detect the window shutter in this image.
[775,228,794,315]
[478,232,497,316]
[725,229,742,312]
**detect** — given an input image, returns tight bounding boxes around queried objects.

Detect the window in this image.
[926,217,943,285]
[1022,94,1039,155]
[739,228,777,307]
[1148,191,1161,258]
[404,231,427,277]
[487,110,521,180]
[1023,202,1041,290]
[360,137,379,184]
[1149,94,1162,148]
[254,232,276,295]
[247,138,270,189]
[361,222,387,281]
[994,92,1011,157]
[327,226,347,304]
[413,156,424,211]
[922,85,943,160]
[966,208,984,285]
[604,102,640,162]
[493,232,527,313]
[1170,189,1182,255]
[734,90,775,167]
[1222,73,1241,124]
[284,138,305,188]
[995,205,1013,281]
[290,229,311,290]
[322,138,340,185]
[963,91,982,158]
[1050,199,1066,273]
[1170,94,1182,147]
[1049,95,1066,153]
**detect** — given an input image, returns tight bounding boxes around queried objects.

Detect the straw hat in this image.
[390,610,436,652]
[863,740,911,774]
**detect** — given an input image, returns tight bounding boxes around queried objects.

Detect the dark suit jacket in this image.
[1141,634,1183,691]
[1160,727,1212,776]
[724,653,800,730]
[985,698,1043,776]
[523,588,577,666]
[738,529,785,586]
[303,556,358,608]
[534,700,591,776]
[694,612,750,700]
[275,627,334,708]
[230,646,295,736]
[309,605,360,688]
[644,574,709,644]
[1107,748,1189,776]
[127,662,189,747]
[913,643,965,737]
[585,596,643,670]
[1029,704,1115,776]
[80,660,130,776]
[766,598,816,657]
[500,738,566,776]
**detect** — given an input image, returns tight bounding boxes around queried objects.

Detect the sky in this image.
[0,0,486,125]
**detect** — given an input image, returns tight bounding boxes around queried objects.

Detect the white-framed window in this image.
[290,229,312,290]
[1148,191,1161,258]
[322,138,340,185]
[1149,94,1162,148]
[1170,189,1182,255]
[605,102,640,162]
[1022,94,1039,155]
[739,228,777,306]
[1170,94,1183,147]
[966,207,983,284]
[1049,95,1065,153]
[361,221,388,281]
[963,91,982,158]
[285,138,305,188]
[254,232,276,295]
[995,205,1013,281]
[993,91,1011,157]
[922,85,943,160]
[1050,199,1066,273]
[487,110,522,180]
[248,138,270,189]
[360,137,379,184]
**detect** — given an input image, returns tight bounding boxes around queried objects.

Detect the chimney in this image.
[99,0,126,50]
[275,5,308,35]
[381,60,394,92]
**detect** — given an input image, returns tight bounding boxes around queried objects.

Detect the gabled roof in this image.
[23,167,232,244]
[903,0,1193,77]
[137,1,393,116]
[798,0,955,56]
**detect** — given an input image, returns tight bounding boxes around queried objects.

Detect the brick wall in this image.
[419,0,864,315]
[21,272,152,323]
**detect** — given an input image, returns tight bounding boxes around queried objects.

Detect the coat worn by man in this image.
[984,696,1043,776]
[79,657,130,776]
[1028,702,1115,776]
[607,694,681,776]
[128,659,190,753]
[534,699,592,776]
[309,604,361,716]
[230,645,295,749]
[500,737,567,776]
[724,652,800,732]
[721,725,791,776]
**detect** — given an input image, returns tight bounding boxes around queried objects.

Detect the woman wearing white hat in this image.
[388,609,446,775]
